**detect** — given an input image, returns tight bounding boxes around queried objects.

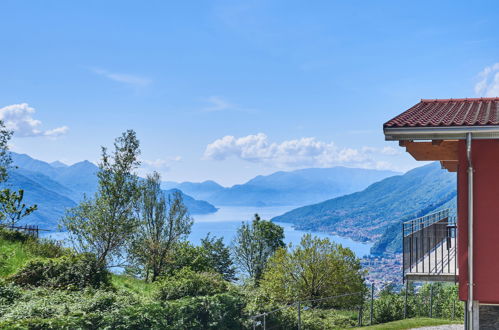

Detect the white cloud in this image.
[0,103,68,138]
[92,68,151,87]
[204,133,400,170]
[475,63,499,97]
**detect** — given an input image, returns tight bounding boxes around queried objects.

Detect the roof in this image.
[384,98,499,128]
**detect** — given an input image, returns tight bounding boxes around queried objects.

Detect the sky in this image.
[1,0,499,186]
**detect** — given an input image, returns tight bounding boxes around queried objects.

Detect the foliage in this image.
[155,267,229,300]
[368,282,464,324]
[0,120,12,184]
[0,189,37,226]
[201,233,236,281]
[260,234,365,308]
[232,213,285,284]
[353,317,463,329]
[8,253,110,290]
[0,227,31,242]
[61,130,141,267]
[128,172,193,282]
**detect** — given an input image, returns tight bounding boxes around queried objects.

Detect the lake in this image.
[190,206,372,257]
[41,206,372,258]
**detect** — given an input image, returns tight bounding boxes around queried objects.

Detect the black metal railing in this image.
[402,209,457,280]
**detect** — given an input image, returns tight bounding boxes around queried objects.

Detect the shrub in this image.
[24,238,70,259]
[8,253,110,290]
[0,227,31,243]
[155,268,229,301]
[0,280,21,305]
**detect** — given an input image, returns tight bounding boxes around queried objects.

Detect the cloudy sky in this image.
[1,0,499,185]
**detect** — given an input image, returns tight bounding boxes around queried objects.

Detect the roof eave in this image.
[384,125,499,141]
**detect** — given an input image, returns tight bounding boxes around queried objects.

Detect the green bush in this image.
[155,267,229,300]
[0,228,31,243]
[8,253,110,290]
[24,238,69,259]
[0,280,21,305]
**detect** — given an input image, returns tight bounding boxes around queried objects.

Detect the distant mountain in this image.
[50,161,68,168]
[163,167,400,207]
[162,180,225,201]
[4,153,217,229]
[2,171,77,229]
[272,163,456,252]
[165,189,218,214]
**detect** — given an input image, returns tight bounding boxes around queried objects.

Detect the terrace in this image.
[402,209,458,283]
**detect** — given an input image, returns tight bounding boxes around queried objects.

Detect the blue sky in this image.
[1,0,499,185]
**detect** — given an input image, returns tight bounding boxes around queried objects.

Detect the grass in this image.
[111,274,155,297]
[0,237,31,277]
[355,317,463,329]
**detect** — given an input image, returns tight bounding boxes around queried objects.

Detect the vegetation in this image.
[128,172,193,282]
[232,213,285,284]
[354,317,463,329]
[61,130,142,267]
[260,234,365,308]
[0,129,464,329]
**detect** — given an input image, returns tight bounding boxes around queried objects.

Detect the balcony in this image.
[402,209,458,282]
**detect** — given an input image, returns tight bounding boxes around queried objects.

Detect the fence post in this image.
[263,313,266,330]
[253,317,256,330]
[429,284,433,318]
[297,301,301,330]
[370,283,374,325]
[404,280,408,319]
[358,304,363,326]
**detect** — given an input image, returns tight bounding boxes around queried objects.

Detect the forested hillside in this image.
[272,163,457,249]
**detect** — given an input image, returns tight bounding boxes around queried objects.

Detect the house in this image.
[383,98,499,329]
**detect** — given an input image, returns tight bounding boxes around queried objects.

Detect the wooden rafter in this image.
[404,140,458,161]
[440,161,458,172]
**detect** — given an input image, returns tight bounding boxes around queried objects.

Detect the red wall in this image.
[458,139,499,303]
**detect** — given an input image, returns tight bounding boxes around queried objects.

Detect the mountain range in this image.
[272,162,457,254]
[4,153,217,229]
[163,167,400,207]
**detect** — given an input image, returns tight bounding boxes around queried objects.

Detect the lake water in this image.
[190,206,372,257]
[41,206,372,258]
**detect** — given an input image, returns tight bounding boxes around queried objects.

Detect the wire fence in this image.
[251,282,464,329]
[0,223,51,238]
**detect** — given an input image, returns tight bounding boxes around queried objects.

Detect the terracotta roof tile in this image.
[384,98,499,128]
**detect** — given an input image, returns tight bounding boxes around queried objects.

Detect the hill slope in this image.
[4,153,217,229]
[165,167,400,207]
[272,163,456,246]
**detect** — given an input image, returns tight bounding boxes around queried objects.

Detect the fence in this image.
[402,209,458,281]
[251,292,365,329]
[251,282,464,329]
[0,224,51,238]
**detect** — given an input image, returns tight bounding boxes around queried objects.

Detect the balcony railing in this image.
[402,209,457,282]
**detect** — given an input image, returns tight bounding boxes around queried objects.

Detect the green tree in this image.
[128,172,193,281]
[0,189,37,226]
[61,130,141,267]
[0,121,12,183]
[232,214,284,284]
[260,234,365,308]
[201,234,236,281]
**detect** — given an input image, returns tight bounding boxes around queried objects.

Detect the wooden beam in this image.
[440,161,458,172]
[405,141,458,161]
[432,140,443,145]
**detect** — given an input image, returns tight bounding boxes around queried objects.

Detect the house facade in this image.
[384,98,499,329]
